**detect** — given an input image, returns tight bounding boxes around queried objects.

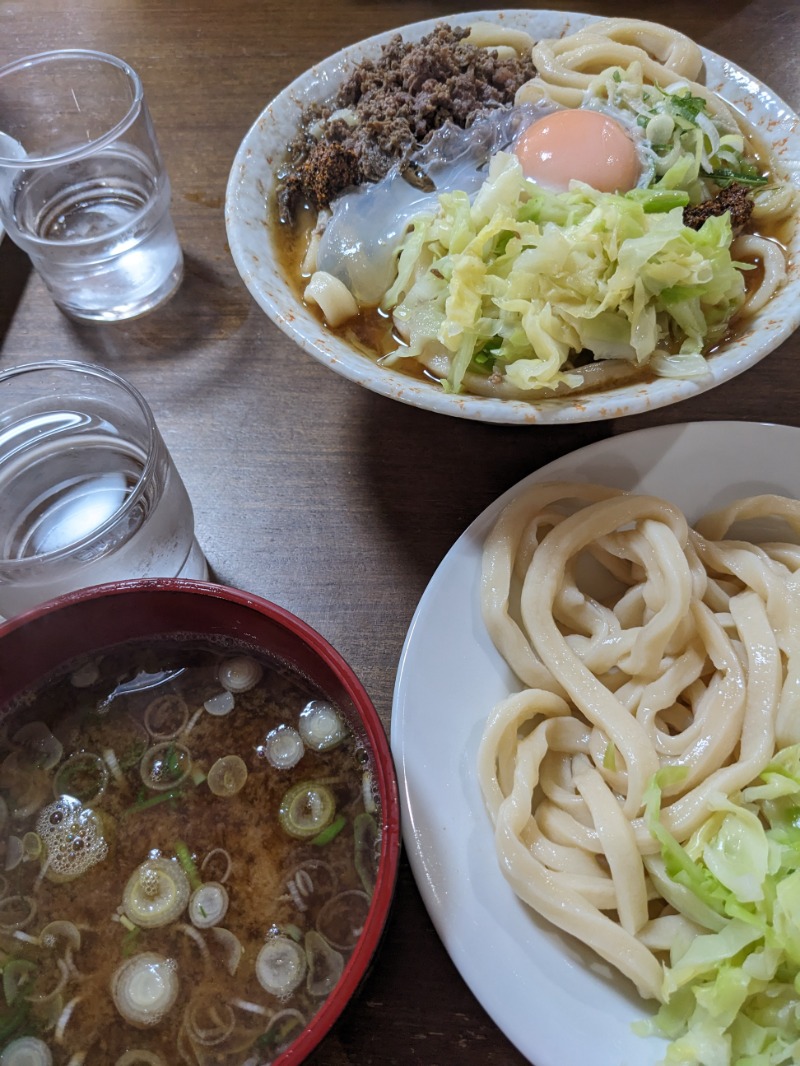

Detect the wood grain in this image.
[0,2,797,1061]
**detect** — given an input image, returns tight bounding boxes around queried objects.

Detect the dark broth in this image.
[0,639,382,1064]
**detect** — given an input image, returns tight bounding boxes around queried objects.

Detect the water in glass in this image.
[9,146,182,321]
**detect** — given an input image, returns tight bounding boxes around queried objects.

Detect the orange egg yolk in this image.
[514,108,640,193]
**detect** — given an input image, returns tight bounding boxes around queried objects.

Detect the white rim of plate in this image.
[226,12,800,424]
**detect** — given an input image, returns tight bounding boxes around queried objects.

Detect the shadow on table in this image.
[352,387,613,584]
[62,252,252,364]
[0,239,33,346]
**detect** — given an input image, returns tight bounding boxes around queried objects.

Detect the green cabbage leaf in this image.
[383,152,746,394]
[640,747,800,1065]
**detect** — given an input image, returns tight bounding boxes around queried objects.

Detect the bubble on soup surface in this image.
[36,796,109,882]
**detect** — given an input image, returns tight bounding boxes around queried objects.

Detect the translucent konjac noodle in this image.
[0,639,382,1064]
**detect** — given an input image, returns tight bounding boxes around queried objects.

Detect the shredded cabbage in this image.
[640,747,800,1065]
[383,152,746,394]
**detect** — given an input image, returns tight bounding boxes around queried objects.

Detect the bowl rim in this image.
[0,577,401,1065]
[225,8,800,425]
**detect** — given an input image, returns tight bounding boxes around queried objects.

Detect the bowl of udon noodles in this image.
[0,578,401,1066]
[225,10,800,424]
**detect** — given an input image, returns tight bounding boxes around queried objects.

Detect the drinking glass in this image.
[0,49,183,322]
[0,360,207,619]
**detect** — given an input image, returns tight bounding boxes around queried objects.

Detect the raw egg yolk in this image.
[514,109,640,193]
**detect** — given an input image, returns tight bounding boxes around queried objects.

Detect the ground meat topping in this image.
[295,141,361,212]
[682,182,753,234]
[277,23,536,222]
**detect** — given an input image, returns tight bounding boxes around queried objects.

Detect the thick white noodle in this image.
[478,483,799,1001]
[731,234,788,316]
[517,17,744,133]
[465,22,535,56]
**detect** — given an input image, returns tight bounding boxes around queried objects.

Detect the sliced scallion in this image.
[255,936,306,997]
[0,1036,52,1066]
[139,742,191,793]
[262,724,304,770]
[217,655,263,694]
[111,953,179,1027]
[207,755,248,797]
[298,701,348,752]
[305,929,343,997]
[122,858,190,929]
[279,782,335,840]
[188,882,228,929]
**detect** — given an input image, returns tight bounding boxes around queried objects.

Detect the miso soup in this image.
[0,639,382,1064]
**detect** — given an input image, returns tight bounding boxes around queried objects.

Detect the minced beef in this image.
[277,23,536,222]
[683,182,753,234]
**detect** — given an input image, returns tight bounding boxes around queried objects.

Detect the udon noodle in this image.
[477,483,800,1000]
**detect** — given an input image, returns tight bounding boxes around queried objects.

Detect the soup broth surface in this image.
[0,639,381,1065]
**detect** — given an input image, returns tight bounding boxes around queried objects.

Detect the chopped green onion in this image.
[283,923,303,943]
[175,841,202,892]
[312,815,346,846]
[279,781,336,840]
[122,787,183,817]
[189,882,228,928]
[207,755,248,797]
[165,744,181,777]
[707,167,768,188]
[121,926,141,958]
[669,91,707,123]
[626,188,690,213]
[298,701,348,752]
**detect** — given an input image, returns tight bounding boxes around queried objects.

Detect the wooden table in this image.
[1,1,797,1062]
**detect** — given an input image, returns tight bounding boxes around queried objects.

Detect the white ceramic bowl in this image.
[225,10,800,424]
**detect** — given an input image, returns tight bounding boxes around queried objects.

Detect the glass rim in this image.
[0,49,143,169]
[0,358,161,568]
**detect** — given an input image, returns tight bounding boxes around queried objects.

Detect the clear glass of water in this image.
[0,360,207,619]
[0,50,183,322]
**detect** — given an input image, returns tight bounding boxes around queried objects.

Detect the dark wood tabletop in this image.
[1,1,798,1062]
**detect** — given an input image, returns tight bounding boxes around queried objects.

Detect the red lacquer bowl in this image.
[0,578,401,1065]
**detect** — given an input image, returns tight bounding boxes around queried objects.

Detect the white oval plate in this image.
[391,420,800,1065]
[226,12,800,424]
